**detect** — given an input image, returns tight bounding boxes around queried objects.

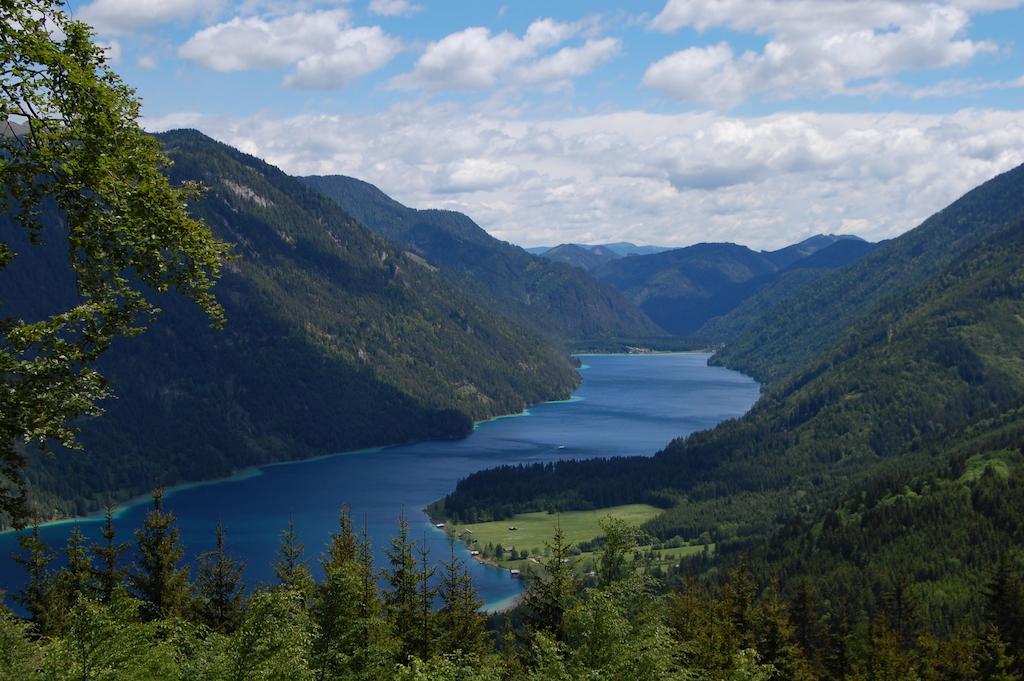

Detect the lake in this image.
[0,353,759,610]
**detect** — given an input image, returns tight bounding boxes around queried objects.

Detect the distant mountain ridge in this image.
[300,175,664,341]
[589,234,870,336]
[3,130,581,519]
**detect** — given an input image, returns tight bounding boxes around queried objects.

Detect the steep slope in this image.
[3,129,579,518]
[299,175,663,341]
[697,238,879,343]
[592,236,868,336]
[591,243,782,335]
[435,165,1024,556]
[713,163,1024,384]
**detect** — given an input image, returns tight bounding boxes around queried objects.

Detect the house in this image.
[435,523,445,529]
[510,569,522,577]
[470,550,480,556]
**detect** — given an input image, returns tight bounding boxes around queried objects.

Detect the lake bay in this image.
[0,353,759,610]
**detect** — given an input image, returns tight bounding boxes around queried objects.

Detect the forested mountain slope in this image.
[2,130,579,519]
[300,175,663,341]
[713,163,1024,384]
[436,164,1024,555]
[590,235,868,335]
[697,238,879,343]
[538,243,619,271]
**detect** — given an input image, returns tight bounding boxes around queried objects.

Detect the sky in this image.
[72,0,1024,249]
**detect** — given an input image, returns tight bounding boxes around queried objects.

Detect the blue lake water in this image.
[0,353,759,610]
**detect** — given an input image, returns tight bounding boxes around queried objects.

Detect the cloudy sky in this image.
[78,0,1024,249]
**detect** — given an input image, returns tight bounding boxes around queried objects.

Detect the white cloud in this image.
[178,9,400,89]
[137,55,158,70]
[78,0,214,35]
[437,158,522,193]
[145,106,1024,250]
[644,0,1012,107]
[391,19,617,91]
[368,0,422,17]
[517,38,622,83]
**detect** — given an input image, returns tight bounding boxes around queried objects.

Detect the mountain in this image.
[696,238,879,343]
[299,175,663,341]
[434,162,1024,612]
[3,130,581,519]
[590,235,871,336]
[763,233,864,268]
[713,165,1024,385]
[538,243,620,271]
[526,242,671,258]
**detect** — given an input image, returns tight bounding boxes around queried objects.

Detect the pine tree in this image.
[437,541,487,657]
[13,525,54,634]
[756,578,813,680]
[721,555,758,650]
[987,554,1024,669]
[273,518,315,604]
[196,520,246,633]
[51,526,97,631]
[312,508,396,679]
[131,489,191,620]
[384,510,422,661]
[523,521,580,641]
[414,539,437,660]
[977,624,1021,681]
[92,500,129,605]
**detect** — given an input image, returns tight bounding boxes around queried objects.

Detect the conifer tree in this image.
[437,541,487,657]
[92,501,129,605]
[312,506,396,679]
[273,518,315,603]
[522,521,580,641]
[756,578,813,680]
[977,624,1021,681]
[196,520,246,633]
[987,554,1024,668]
[131,489,191,620]
[414,539,437,661]
[385,510,422,660]
[13,525,54,634]
[51,526,97,631]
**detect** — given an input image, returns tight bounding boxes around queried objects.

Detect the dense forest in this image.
[589,236,872,336]
[300,174,664,341]
[2,129,583,522]
[5,495,1024,680]
[431,162,1024,674]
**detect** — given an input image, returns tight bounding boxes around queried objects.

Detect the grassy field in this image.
[440,504,715,573]
[444,504,664,555]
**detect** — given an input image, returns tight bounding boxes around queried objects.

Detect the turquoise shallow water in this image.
[0,353,759,610]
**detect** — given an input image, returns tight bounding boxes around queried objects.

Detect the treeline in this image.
[7,127,582,522]
[5,501,1024,680]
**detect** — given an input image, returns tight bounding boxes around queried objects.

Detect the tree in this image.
[92,500,129,604]
[522,522,580,641]
[312,507,396,679]
[196,520,246,633]
[12,524,54,634]
[131,489,191,620]
[273,518,314,603]
[385,511,422,661]
[51,525,97,630]
[0,0,228,522]
[596,516,640,587]
[436,541,487,657]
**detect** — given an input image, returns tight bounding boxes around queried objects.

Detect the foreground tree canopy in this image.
[0,0,228,521]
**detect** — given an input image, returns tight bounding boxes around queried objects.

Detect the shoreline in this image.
[2,388,597,536]
[5,351,713,536]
